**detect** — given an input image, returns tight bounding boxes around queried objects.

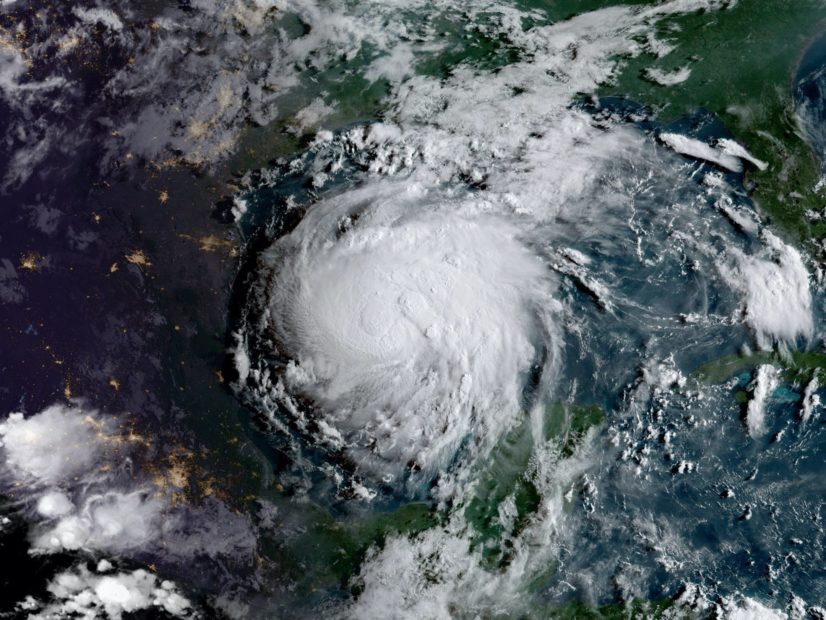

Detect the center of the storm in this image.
[254,185,559,481]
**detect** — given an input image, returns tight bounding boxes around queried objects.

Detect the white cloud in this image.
[0,405,105,484]
[718,138,768,171]
[720,231,813,348]
[36,491,75,518]
[799,374,820,423]
[659,132,743,172]
[236,0,749,503]
[745,364,779,438]
[0,0,731,186]
[658,133,768,173]
[645,66,692,86]
[247,179,564,488]
[722,597,788,620]
[364,43,417,84]
[72,7,124,31]
[291,97,335,134]
[0,401,258,585]
[672,584,791,619]
[32,489,165,554]
[20,563,193,619]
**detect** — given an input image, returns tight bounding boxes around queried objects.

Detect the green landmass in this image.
[602,0,826,243]
[547,598,677,619]
[466,403,604,567]
[267,500,439,594]
[222,1,826,614]
[692,349,826,383]
[231,0,826,250]
[266,402,604,592]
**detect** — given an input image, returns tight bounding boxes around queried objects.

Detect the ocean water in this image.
[227,3,826,616]
[2,0,826,617]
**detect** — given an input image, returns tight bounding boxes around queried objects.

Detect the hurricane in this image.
[4,0,826,617]
[245,180,564,490]
[234,107,812,490]
[218,0,826,611]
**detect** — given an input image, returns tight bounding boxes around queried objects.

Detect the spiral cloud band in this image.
[245,182,560,486]
[232,0,815,503]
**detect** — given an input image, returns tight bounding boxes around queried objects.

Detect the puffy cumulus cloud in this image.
[744,364,779,438]
[17,562,194,619]
[28,490,258,578]
[720,230,813,349]
[36,491,75,518]
[32,490,165,554]
[0,404,164,555]
[721,599,787,620]
[670,584,795,619]
[0,402,258,593]
[0,405,111,484]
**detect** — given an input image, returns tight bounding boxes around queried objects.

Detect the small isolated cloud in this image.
[25,203,63,236]
[290,97,335,134]
[745,364,779,438]
[36,491,74,518]
[644,66,692,86]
